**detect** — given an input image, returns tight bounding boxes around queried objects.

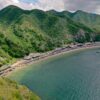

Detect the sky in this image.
[0,0,100,14]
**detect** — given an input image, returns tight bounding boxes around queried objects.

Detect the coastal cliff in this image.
[0,77,41,100]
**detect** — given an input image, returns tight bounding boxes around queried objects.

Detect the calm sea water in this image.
[9,48,100,100]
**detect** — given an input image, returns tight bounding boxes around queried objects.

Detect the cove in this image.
[8,48,100,100]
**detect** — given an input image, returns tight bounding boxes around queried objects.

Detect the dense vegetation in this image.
[0,77,40,100]
[0,5,100,66]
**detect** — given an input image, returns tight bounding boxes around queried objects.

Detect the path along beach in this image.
[0,42,100,77]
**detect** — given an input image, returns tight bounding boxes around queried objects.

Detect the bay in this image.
[9,48,100,100]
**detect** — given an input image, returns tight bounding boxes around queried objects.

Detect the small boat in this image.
[96,51,100,53]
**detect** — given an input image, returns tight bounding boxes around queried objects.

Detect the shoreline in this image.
[1,42,100,77]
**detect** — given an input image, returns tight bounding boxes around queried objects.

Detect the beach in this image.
[1,42,100,77]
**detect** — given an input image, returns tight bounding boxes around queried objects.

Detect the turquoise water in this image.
[9,48,100,100]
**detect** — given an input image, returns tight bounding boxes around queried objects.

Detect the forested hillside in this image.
[0,5,100,66]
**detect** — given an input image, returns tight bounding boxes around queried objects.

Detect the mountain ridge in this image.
[1,5,100,15]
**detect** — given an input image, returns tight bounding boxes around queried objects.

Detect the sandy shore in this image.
[1,43,100,77]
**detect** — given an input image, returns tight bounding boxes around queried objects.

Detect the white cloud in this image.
[0,0,19,9]
[63,0,100,14]
[12,0,19,3]
[95,6,100,14]
[35,0,65,11]
[0,0,100,14]
[15,0,65,11]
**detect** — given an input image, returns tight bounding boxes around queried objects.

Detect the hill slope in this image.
[69,10,100,32]
[0,5,100,67]
[0,77,40,100]
[48,10,100,32]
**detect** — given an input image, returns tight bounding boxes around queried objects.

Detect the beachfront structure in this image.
[24,53,41,60]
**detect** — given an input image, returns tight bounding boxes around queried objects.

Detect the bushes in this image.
[1,38,29,58]
[95,34,100,41]
[0,77,41,100]
[0,33,5,45]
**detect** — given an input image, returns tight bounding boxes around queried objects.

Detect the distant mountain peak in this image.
[74,10,87,14]
[3,5,22,11]
[6,5,19,8]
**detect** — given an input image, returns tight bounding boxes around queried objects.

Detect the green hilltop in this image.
[47,10,100,32]
[0,5,100,66]
[0,77,40,100]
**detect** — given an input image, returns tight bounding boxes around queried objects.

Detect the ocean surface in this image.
[9,48,100,100]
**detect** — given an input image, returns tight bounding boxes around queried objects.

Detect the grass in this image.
[0,77,41,100]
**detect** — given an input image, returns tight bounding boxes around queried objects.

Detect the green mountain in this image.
[47,10,100,31]
[0,5,100,66]
[0,77,40,100]
[70,10,100,32]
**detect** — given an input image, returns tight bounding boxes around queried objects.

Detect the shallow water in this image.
[9,48,100,100]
